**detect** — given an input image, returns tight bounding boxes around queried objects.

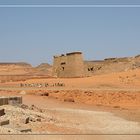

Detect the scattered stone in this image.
[0,109,5,116]
[20,104,29,109]
[29,117,36,122]
[40,92,49,96]
[19,90,26,95]
[0,119,10,126]
[18,128,32,133]
[64,98,75,102]
[36,118,41,122]
[29,105,43,112]
[20,117,30,124]
[114,106,120,108]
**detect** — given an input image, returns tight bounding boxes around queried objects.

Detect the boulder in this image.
[18,128,32,133]
[0,109,5,116]
[20,116,30,124]
[0,119,10,126]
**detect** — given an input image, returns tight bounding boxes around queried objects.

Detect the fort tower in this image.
[53,52,85,78]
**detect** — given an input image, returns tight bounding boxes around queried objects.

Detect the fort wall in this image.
[53,52,85,78]
[53,52,140,78]
[0,53,140,79]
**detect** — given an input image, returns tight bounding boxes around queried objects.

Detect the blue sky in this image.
[0,1,140,66]
[0,0,140,5]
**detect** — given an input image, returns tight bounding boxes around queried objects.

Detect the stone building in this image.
[52,51,140,78]
[52,51,105,78]
[53,52,85,78]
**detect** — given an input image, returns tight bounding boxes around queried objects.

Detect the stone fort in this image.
[53,52,85,78]
[52,52,140,78]
[0,52,139,80]
[52,51,104,78]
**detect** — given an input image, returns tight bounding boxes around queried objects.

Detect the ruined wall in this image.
[0,96,22,106]
[53,55,67,77]
[84,61,104,76]
[84,59,130,76]
[84,56,140,75]
[53,52,85,78]
[53,53,140,78]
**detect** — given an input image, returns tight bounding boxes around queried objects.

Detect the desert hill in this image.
[34,63,52,76]
[0,62,32,75]
[0,62,52,76]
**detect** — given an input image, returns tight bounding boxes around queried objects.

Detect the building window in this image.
[61,62,66,65]
[88,67,94,71]
[62,67,65,71]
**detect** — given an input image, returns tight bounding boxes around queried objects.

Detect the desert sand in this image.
[0,65,140,140]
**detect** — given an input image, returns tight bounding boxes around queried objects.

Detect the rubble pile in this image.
[0,96,52,134]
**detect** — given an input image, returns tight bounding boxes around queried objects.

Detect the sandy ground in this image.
[0,69,140,97]
[0,91,140,135]
[0,69,140,139]
[19,68,140,89]
[1,135,140,140]
[0,94,140,139]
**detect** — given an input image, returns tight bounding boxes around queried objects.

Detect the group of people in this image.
[20,82,65,88]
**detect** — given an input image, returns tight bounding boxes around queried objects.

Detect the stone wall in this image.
[0,96,22,106]
[84,56,140,75]
[53,52,140,78]
[53,52,85,78]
